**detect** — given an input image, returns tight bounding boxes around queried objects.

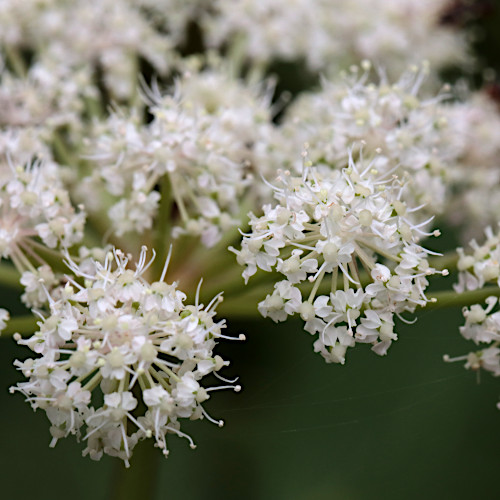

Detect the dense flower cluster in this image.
[203,0,468,76]
[1,0,500,468]
[442,92,500,240]
[12,247,242,465]
[267,65,500,244]
[231,152,446,363]
[81,65,275,245]
[269,63,452,218]
[0,0,174,100]
[0,158,85,266]
[445,226,500,386]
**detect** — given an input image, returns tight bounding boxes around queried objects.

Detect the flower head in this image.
[12,246,241,466]
[446,226,500,393]
[232,150,445,363]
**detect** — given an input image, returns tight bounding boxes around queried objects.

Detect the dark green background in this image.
[1,305,499,500]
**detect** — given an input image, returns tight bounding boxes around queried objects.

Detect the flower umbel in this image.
[445,226,500,392]
[11,246,242,466]
[232,151,446,363]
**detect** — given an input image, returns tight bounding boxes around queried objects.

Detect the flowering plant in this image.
[1,1,500,498]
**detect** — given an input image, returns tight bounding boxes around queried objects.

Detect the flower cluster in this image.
[203,0,468,76]
[441,91,500,241]
[269,63,452,218]
[232,152,446,363]
[445,226,500,386]
[12,247,242,466]
[81,64,275,245]
[1,0,500,469]
[266,64,500,244]
[0,158,85,265]
[0,0,176,100]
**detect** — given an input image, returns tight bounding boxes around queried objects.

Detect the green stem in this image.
[86,212,134,255]
[428,251,458,272]
[152,175,172,280]
[426,287,500,310]
[128,53,142,110]
[4,45,27,77]
[109,441,159,500]
[2,315,38,337]
[52,130,75,167]
[0,262,22,289]
[219,286,500,320]
[83,95,104,120]
[23,240,67,273]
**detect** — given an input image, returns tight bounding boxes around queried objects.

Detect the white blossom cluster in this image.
[266,65,500,244]
[12,247,242,466]
[0,0,178,100]
[0,64,96,171]
[1,0,468,90]
[442,227,500,404]
[444,226,500,383]
[0,158,85,265]
[231,152,446,363]
[203,0,468,76]
[0,63,94,131]
[81,65,275,245]
[454,226,500,295]
[268,63,452,218]
[1,0,500,467]
[442,92,500,241]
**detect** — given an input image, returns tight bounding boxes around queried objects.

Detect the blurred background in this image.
[1,304,500,499]
[2,1,500,499]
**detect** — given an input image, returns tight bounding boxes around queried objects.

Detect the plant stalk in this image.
[109,442,160,500]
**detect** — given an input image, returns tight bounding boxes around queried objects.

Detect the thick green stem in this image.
[4,45,27,77]
[426,287,500,310]
[109,442,159,500]
[152,176,172,280]
[428,251,458,272]
[2,315,38,336]
[0,262,22,289]
[220,286,500,319]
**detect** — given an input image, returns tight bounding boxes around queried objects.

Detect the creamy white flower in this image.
[266,64,453,219]
[0,158,85,266]
[235,151,444,363]
[442,92,500,242]
[446,226,500,399]
[203,0,467,76]
[82,65,275,246]
[12,245,241,465]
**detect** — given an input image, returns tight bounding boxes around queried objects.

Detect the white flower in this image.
[203,0,467,76]
[175,372,201,409]
[258,281,302,322]
[0,158,85,267]
[266,63,453,220]
[446,227,500,399]
[83,65,275,247]
[12,245,241,465]
[20,265,59,308]
[235,151,444,363]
